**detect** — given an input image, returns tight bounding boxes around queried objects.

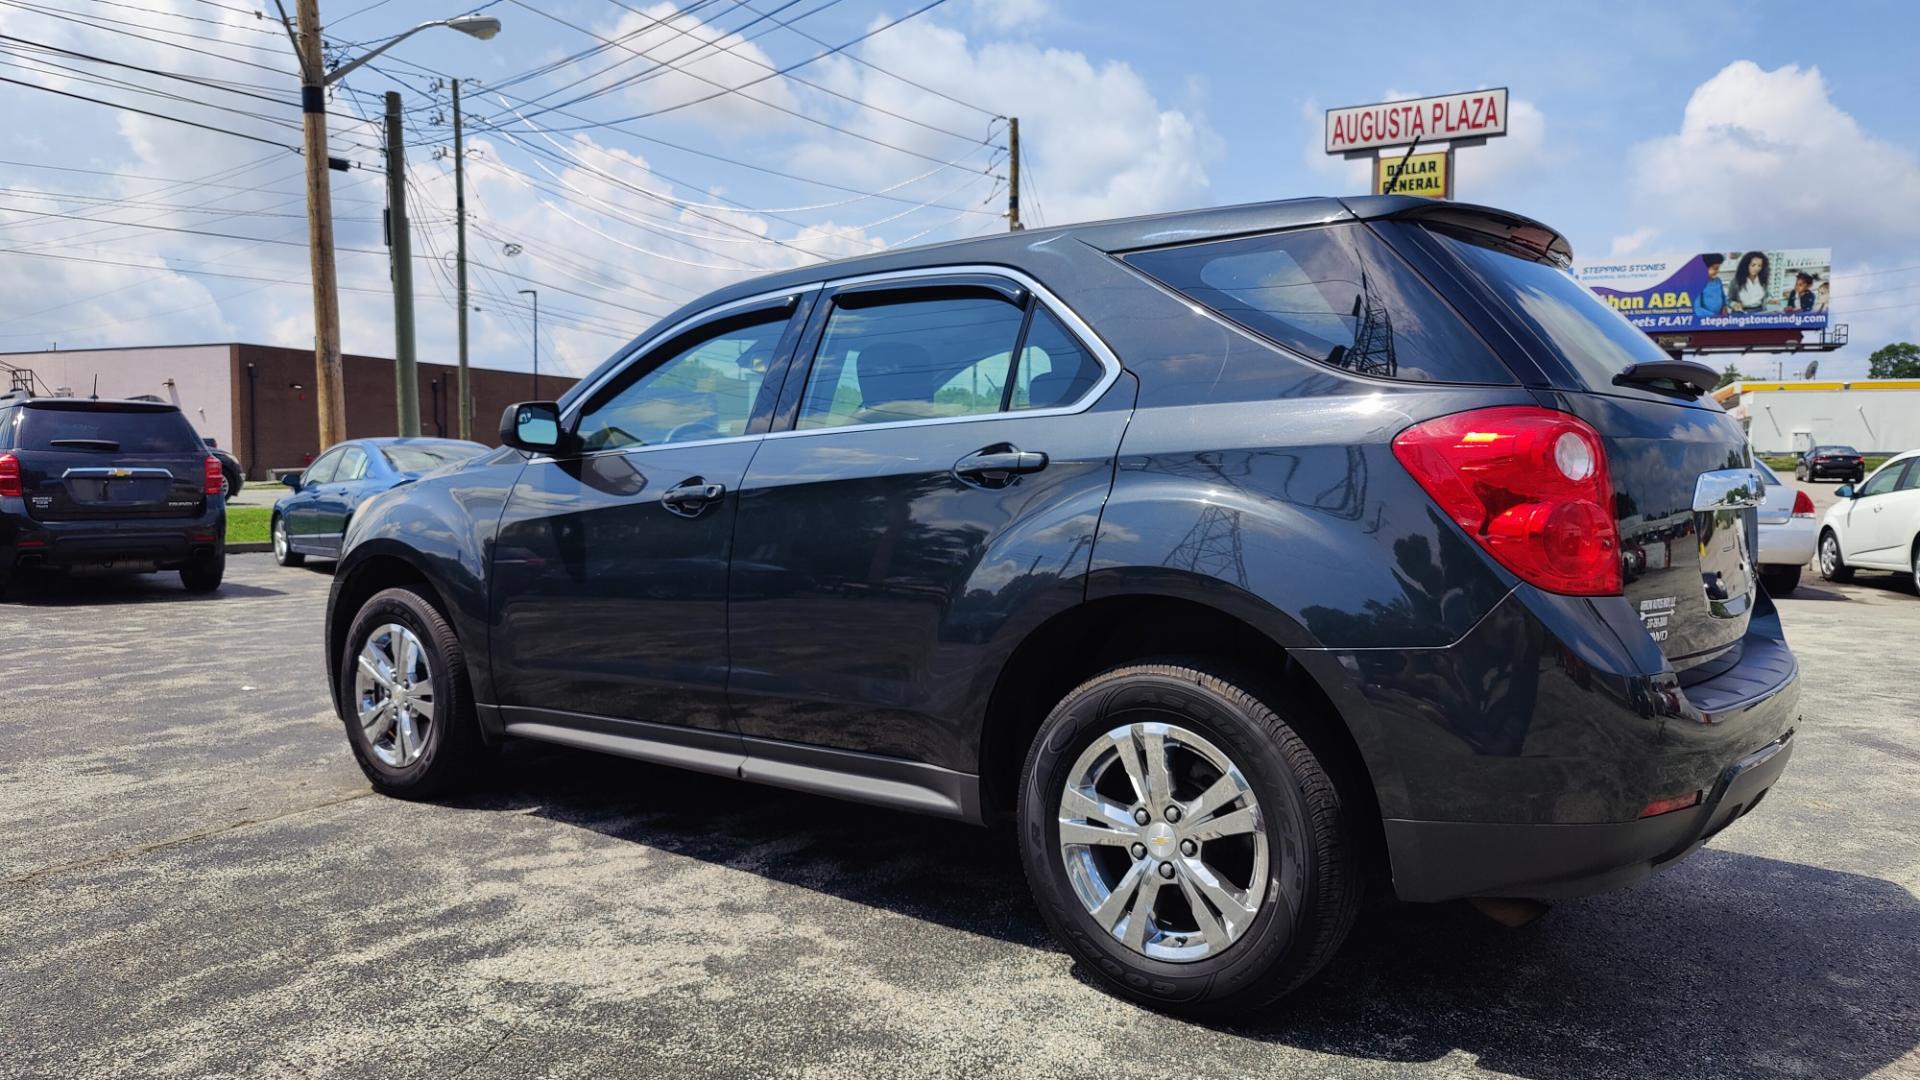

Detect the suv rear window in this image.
[18,404,203,454]
[1426,226,1675,389]
[1124,222,1513,384]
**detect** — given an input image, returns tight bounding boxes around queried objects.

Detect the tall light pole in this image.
[518,288,539,399]
[271,6,501,449]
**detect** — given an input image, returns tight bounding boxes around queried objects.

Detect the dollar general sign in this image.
[1375,152,1449,197]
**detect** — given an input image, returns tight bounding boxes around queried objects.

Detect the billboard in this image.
[1375,151,1449,197]
[1574,249,1831,331]
[1325,89,1508,154]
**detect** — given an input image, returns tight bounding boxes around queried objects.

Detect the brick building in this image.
[0,344,578,479]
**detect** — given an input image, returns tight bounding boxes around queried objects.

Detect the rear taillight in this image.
[0,453,19,498]
[1391,405,1623,596]
[203,455,224,496]
[1791,489,1815,518]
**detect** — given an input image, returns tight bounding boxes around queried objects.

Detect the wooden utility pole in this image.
[384,91,420,436]
[293,0,346,448]
[451,78,472,439]
[1007,116,1023,232]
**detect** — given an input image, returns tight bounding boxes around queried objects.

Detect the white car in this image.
[1817,449,1920,593]
[1754,460,1816,594]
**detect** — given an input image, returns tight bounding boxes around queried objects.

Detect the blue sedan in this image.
[273,437,488,565]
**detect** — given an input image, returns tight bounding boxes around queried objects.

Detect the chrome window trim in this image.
[561,285,823,430]
[555,265,1123,451]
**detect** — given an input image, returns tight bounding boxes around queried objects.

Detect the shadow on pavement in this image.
[459,742,1919,1079]
[1781,583,1851,602]
[4,574,286,605]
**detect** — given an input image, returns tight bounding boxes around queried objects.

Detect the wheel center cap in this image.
[1144,822,1177,855]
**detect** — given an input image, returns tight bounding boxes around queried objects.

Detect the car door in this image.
[489,294,812,742]
[726,271,1133,777]
[313,444,369,555]
[1845,459,1916,568]
[284,448,341,550]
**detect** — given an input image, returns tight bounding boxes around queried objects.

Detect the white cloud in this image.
[969,0,1052,30]
[592,3,803,134]
[1610,226,1659,257]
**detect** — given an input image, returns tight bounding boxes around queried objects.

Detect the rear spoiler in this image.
[1343,196,1573,266]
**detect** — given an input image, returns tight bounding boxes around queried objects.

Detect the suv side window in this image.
[577,312,788,451]
[1010,307,1104,411]
[796,294,1029,429]
[304,449,342,485]
[1859,463,1906,498]
[335,446,369,481]
[1125,223,1512,384]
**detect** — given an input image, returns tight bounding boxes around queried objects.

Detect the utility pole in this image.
[384,91,420,436]
[451,78,472,439]
[291,0,346,448]
[1007,116,1022,232]
[519,288,540,398]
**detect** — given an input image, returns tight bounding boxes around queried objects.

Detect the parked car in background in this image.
[1796,444,1866,483]
[1817,449,1920,592]
[1754,460,1816,594]
[274,437,487,566]
[204,439,243,498]
[320,196,1800,1016]
[0,391,227,595]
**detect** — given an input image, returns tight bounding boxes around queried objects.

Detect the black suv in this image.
[324,196,1799,1015]
[0,393,227,595]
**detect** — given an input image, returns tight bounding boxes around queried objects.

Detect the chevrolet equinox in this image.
[323,195,1800,1016]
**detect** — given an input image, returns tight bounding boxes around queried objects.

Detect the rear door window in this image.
[18,405,203,454]
[796,294,1028,429]
[1010,308,1104,411]
[1124,223,1512,384]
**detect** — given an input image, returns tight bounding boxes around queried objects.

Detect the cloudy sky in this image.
[1,0,1917,381]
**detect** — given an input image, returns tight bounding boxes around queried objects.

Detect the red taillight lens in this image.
[0,453,20,498]
[1791,489,1815,518]
[1391,405,1623,596]
[203,455,224,496]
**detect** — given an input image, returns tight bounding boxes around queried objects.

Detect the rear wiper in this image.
[1612,358,1717,398]
[48,438,120,451]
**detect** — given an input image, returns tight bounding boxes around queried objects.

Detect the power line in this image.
[0,0,295,67]
[86,0,281,35]
[733,0,997,119]
[0,74,302,150]
[495,0,982,169]
[0,31,294,104]
[0,156,382,204]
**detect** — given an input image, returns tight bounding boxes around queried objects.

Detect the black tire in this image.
[338,585,483,799]
[1819,529,1853,583]
[1760,564,1801,595]
[179,549,224,593]
[272,514,304,567]
[1017,662,1362,1017]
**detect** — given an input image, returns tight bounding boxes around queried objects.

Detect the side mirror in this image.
[1835,483,1855,499]
[281,472,303,490]
[500,401,564,454]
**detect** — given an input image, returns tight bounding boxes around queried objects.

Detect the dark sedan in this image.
[1796,444,1866,483]
[273,438,487,565]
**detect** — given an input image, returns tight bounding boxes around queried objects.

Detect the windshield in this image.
[1428,226,1675,390]
[382,443,486,472]
[18,404,203,454]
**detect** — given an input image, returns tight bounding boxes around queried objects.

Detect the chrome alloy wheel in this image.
[1057,722,1270,962]
[1820,533,1840,578]
[272,516,288,560]
[354,623,435,768]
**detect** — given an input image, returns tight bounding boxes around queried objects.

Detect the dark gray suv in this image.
[323,195,1799,1016]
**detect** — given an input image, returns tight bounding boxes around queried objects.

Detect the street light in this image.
[519,289,539,399]
[273,2,501,450]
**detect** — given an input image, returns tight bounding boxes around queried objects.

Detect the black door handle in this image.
[954,445,1048,487]
[661,478,726,516]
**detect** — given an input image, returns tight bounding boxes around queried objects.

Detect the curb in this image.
[228,542,274,554]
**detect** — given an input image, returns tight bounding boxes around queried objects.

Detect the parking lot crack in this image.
[1,790,374,890]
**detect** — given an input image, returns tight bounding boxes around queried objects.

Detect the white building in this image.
[1715,379,1920,455]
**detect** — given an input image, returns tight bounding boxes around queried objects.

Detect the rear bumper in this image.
[2,501,224,571]
[1806,462,1863,479]
[1385,730,1794,901]
[1757,517,1817,566]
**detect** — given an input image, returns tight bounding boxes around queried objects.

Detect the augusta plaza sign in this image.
[1325,88,1509,198]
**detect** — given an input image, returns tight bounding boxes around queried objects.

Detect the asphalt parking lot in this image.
[2,546,1917,1079]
